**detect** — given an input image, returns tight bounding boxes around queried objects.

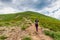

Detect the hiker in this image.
[35,19,39,32]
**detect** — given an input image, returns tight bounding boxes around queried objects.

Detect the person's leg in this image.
[36,24,38,32]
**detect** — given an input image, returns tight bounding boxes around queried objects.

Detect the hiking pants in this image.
[35,24,38,32]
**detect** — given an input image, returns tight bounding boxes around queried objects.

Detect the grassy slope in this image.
[0,11,60,40]
[0,11,60,31]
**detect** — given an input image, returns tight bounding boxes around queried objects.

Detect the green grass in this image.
[44,30,60,40]
[0,35,7,40]
[21,25,28,30]
[22,36,31,40]
[0,11,60,31]
[0,11,60,40]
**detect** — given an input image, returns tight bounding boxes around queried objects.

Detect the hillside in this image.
[0,11,60,31]
[0,11,60,40]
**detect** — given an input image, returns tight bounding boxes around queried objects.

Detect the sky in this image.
[0,0,60,19]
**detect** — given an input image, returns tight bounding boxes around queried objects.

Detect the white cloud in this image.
[39,0,60,19]
[0,7,18,14]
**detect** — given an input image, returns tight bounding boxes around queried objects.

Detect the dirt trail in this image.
[0,24,53,40]
[5,27,21,40]
[26,24,53,40]
[24,17,53,40]
[0,18,53,40]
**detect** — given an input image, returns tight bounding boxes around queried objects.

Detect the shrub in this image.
[44,30,60,40]
[0,35,8,40]
[21,25,27,30]
[44,30,55,38]
[22,36,31,40]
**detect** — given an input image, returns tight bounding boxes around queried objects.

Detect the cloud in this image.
[39,0,60,19]
[0,0,12,3]
[0,7,18,14]
[0,0,60,19]
[0,0,12,5]
[0,0,57,10]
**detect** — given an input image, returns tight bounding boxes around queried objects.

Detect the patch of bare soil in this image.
[0,24,53,40]
[0,18,53,40]
[26,24,53,40]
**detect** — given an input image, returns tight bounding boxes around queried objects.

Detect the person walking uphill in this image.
[35,19,39,32]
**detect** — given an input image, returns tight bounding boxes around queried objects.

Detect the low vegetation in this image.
[0,11,60,40]
[21,25,28,30]
[22,36,31,40]
[0,35,7,40]
[44,30,60,40]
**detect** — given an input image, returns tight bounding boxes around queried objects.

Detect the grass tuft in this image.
[22,36,31,40]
